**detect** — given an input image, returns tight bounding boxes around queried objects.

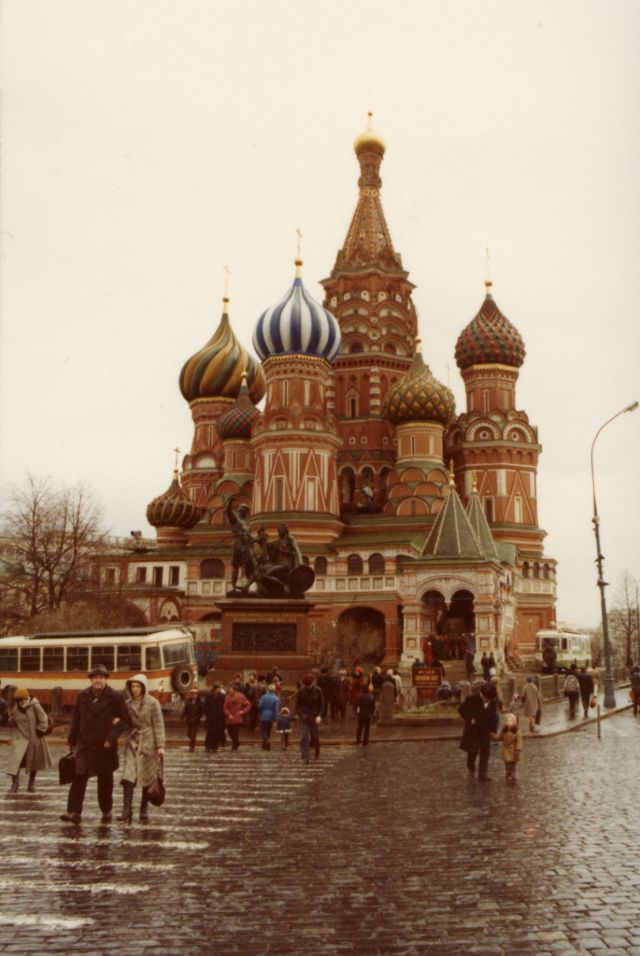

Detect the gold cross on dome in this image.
[296,228,303,259]
[223,265,230,297]
[485,247,491,282]
[173,447,180,470]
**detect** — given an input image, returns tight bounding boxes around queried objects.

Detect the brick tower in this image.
[321,115,419,511]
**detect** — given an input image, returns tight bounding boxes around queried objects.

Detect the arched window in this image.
[522,561,530,579]
[314,556,328,576]
[368,553,385,574]
[484,497,494,522]
[347,554,363,575]
[349,342,364,353]
[200,559,225,579]
[543,563,550,580]
[533,563,540,579]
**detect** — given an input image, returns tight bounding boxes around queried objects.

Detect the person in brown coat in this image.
[6,689,52,794]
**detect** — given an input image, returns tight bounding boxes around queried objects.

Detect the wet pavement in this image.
[1,706,640,955]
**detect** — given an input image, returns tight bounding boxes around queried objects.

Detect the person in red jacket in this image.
[223,685,251,751]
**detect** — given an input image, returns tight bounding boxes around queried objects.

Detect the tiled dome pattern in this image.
[179,304,266,403]
[455,286,525,370]
[146,473,204,529]
[217,377,260,440]
[384,350,455,426]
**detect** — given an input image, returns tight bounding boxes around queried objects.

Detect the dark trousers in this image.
[67,772,113,815]
[186,723,199,751]
[260,721,273,748]
[299,717,319,762]
[567,692,579,719]
[205,725,225,751]
[227,724,241,750]
[356,716,371,745]
[466,738,491,778]
[580,693,591,718]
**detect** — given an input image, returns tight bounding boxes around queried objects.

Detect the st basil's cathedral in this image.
[95,118,557,677]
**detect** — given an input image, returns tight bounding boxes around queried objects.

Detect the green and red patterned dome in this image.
[217,372,260,441]
[384,346,455,426]
[179,299,266,404]
[455,282,525,370]
[146,471,204,529]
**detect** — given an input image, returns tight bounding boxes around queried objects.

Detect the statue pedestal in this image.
[212,596,315,687]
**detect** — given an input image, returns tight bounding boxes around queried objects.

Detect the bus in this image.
[535,625,591,673]
[0,625,197,708]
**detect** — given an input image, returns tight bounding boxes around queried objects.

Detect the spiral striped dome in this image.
[384,348,455,426]
[253,261,341,363]
[179,300,266,403]
[146,472,204,530]
[217,374,260,440]
[455,283,525,371]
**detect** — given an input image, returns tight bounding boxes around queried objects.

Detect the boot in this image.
[139,788,149,824]
[117,781,134,823]
[8,774,19,794]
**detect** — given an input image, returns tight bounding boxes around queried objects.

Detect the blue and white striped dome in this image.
[253,260,341,363]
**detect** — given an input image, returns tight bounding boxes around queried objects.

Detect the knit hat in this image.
[14,688,29,700]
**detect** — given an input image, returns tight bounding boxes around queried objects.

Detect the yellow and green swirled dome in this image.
[179,300,266,404]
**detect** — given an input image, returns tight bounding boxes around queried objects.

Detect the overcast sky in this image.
[2,0,639,630]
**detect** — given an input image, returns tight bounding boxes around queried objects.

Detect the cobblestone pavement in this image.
[1,711,639,956]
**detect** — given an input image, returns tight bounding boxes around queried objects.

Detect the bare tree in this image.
[1,474,107,627]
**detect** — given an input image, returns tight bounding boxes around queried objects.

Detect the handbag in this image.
[146,755,166,807]
[58,751,76,786]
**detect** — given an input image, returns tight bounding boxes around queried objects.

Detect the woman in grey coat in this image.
[117,673,166,823]
[6,688,52,793]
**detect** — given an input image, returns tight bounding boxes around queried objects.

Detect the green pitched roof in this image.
[422,481,484,559]
[466,490,499,560]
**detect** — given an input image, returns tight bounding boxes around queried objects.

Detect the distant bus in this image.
[535,625,591,673]
[0,626,197,708]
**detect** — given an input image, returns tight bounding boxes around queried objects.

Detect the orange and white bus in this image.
[0,626,197,708]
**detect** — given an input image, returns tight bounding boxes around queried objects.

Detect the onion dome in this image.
[217,371,260,440]
[146,470,204,530]
[253,260,341,363]
[384,343,455,426]
[353,111,386,156]
[179,298,266,403]
[455,282,526,371]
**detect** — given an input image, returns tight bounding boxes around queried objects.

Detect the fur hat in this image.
[14,688,29,700]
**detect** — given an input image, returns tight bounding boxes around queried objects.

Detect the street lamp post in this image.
[590,400,639,708]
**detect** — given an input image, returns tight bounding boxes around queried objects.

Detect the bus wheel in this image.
[171,665,193,694]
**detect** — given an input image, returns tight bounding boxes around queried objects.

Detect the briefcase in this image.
[58,751,76,785]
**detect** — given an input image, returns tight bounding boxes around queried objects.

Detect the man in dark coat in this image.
[203,683,226,752]
[458,683,497,781]
[577,667,595,719]
[295,673,324,764]
[61,665,130,824]
[355,683,376,746]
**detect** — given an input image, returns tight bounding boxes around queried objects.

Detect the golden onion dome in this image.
[384,345,455,426]
[353,112,386,156]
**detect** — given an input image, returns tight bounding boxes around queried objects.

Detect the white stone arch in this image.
[416,574,479,605]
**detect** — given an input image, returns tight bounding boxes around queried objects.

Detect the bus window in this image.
[145,645,161,670]
[43,646,65,672]
[67,648,89,671]
[91,647,115,672]
[20,647,42,671]
[116,645,142,671]
[162,642,191,666]
[0,647,18,672]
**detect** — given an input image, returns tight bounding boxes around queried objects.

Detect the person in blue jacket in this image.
[258,684,280,751]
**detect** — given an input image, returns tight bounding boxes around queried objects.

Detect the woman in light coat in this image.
[520,676,541,733]
[6,688,52,793]
[117,674,165,823]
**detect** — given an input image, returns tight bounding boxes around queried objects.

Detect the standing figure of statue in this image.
[226,497,257,591]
